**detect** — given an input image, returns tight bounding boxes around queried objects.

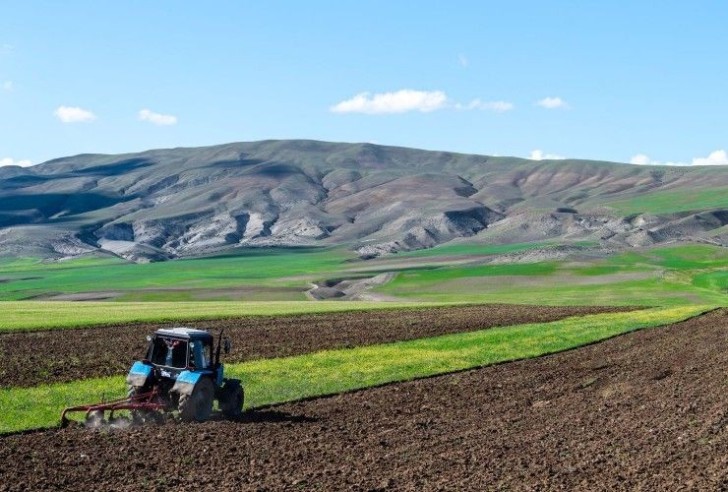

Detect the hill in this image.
[2,139,728,262]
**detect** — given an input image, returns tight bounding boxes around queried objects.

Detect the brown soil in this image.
[2,309,728,491]
[0,304,625,388]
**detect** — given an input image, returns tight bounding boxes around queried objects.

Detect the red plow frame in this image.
[60,388,168,427]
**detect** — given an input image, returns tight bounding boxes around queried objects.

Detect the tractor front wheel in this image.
[178,378,214,422]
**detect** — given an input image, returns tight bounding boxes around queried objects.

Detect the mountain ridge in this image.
[2,139,728,262]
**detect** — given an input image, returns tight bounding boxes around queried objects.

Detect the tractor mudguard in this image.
[172,370,204,396]
[126,361,152,388]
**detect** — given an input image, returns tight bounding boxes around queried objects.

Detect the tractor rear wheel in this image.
[219,380,245,419]
[178,378,214,422]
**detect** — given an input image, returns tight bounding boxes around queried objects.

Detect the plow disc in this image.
[60,388,168,428]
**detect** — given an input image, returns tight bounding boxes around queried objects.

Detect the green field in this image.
[1,242,728,307]
[0,306,706,433]
[602,186,728,215]
[383,240,557,259]
[0,247,352,301]
[375,244,728,306]
[0,300,453,332]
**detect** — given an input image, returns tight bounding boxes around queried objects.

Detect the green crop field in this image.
[0,247,354,301]
[375,244,728,306]
[0,300,455,332]
[1,242,728,307]
[0,306,706,433]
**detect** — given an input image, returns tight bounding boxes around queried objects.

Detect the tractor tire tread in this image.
[178,377,215,422]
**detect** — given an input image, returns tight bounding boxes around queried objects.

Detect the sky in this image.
[1,1,728,167]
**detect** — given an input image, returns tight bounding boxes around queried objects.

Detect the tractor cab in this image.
[146,328,214,372]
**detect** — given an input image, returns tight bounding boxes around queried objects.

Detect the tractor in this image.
[61,327,244,426]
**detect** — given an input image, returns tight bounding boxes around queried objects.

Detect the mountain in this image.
[2,139,728,262]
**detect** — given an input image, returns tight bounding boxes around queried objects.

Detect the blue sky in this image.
[1,1,727,166]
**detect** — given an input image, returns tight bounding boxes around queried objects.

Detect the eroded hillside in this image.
[2,140,728,262]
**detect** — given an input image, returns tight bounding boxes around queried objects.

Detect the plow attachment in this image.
[60,389,167,428]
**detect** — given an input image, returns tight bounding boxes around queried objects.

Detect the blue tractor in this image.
[62,327,244,426]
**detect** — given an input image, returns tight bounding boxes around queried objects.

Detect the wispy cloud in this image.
[0,44,13,55]
[331,90,449,114]
[0,157,32,167]
[138,108,178,126]
[536,96,569,109]
[458,54,469,68]
[54,105,96,123]
[458,99,514,112]
[1,81,11,92]
[331,90,513,115]
[630,150,728,167]
[529,149,565,161]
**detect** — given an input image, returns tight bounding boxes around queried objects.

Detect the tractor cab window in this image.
[189,339,213,369]
[148,337,188,369]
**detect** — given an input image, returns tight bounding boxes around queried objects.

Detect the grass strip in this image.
[0,300,455,332]
[0,306,708,433]
[230,305,706,406]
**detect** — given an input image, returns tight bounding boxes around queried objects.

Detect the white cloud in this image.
[630,154,655,165]
[536,96,568,109]
[331,90,448,114]
[458,99,514,112]
[691,149,728,166]
[630,153,685,166]
[629,150,728,167]
[0,157,32,167]
[1,81,11,91]
[458,54,469,67]
[332,90,515,115]
[138,108,178,126]
[54,105,96,123]
[529,149,565,161]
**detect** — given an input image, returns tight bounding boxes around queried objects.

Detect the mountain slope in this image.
[2,139,728,262]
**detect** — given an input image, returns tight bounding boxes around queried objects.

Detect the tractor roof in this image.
[154,327,212,340]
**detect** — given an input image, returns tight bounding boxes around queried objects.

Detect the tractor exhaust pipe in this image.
[215,329,225,366]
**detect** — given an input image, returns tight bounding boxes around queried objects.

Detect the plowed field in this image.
[2,309,727,490]
[0,304,626,388]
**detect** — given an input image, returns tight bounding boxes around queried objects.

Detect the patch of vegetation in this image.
[649,244,728,269]
[0,247,353,301]
[0,306,707,433]
[0,300,454,332]
[693,271,728,292]
[381,261,557,287]
[381,276,726,306]
[2,242,728,307]
[602,186,728,214]
[0,378,125,433]
[377,244,728,306]
[390,241,553,258]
